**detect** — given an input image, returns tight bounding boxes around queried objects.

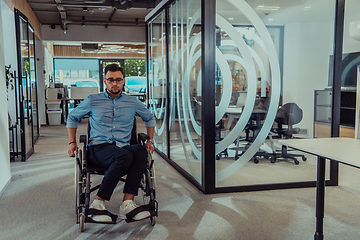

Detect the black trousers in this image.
[88,142,148,201]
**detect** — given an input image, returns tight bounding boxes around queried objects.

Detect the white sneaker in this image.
[89,200,113,223]
[119,200,151,220]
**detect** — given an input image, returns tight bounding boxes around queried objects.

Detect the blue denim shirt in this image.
[66,91,155,148]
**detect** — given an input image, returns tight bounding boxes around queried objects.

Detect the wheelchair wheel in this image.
[75,150,83,219]
[141,164,156,225]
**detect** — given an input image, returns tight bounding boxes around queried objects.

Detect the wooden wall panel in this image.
[4,0,42,39]
[53,45,145,59]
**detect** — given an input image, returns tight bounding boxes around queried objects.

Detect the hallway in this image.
[1,121,360,240]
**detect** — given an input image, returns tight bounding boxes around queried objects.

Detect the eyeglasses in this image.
[106,78,124,84]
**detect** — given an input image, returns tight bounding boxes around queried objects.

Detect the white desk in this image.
[279,137,360,240]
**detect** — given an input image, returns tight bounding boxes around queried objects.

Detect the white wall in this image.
[0,0,12,194]
[41,24,146,43]
[1,0,17,131]
[283,20,334,138]
[35,38,46,125]
[44,47,53,87]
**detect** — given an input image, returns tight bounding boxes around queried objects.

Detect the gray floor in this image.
[1,121,360,240]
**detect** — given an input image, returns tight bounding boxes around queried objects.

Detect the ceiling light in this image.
[256,5,280,11]
[228,17,234,21]
[99,7,106,11]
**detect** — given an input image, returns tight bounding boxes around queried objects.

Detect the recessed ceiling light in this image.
[269,19,274,21]
[228,17,234,21]
[256,5,280,11]
[98,7,106,11]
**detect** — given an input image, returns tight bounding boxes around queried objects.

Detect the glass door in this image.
[15,9,34,161]
[29,25,39,143]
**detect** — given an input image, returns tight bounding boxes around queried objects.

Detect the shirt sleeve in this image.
[135,99,156,128]
[66,96,92,129]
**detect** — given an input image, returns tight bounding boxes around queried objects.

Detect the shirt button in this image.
[113,126,115,128]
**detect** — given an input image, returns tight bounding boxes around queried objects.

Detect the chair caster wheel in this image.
[216,155,220,160]
[235,155,239,161]
[270,157,276,163]
[253,158,259,164]
[302,156,307,161]
[295,160,299,165]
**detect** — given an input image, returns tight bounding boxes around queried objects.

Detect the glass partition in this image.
[343,0,360,139]
[15,9,35,161]
[146,0,341,193]
[148,11,168,154]
[214,0,335,188]
[29,26,39,142]
[54,58,100,90]
[166,0,202,183]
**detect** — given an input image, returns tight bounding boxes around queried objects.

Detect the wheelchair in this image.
[74,119,158,232]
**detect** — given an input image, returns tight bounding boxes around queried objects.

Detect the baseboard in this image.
[0,178,11,198]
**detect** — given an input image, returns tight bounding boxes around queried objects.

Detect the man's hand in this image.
[68,142,78,157]
[146,141,154,154]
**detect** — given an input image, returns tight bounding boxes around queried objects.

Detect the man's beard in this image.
[108,88,121,95]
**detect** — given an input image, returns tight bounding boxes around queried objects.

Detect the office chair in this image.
[256,102,307,164]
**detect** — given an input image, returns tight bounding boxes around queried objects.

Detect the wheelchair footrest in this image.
[86,209,118,224]
[125,202,156,223]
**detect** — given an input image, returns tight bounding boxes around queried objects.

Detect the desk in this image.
[225,107,266,132]
[279,137,360,240]
[60,98,85,124]
[127,92,146,102]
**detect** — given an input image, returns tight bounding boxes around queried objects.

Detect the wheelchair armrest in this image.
[80,135,87,145]
[138,133,150,144]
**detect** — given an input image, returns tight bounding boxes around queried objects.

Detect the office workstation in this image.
[1,0,360,239]
[280,137,360,240]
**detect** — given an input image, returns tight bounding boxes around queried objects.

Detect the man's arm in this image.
[146,126,155,153]
[68,128,78,157]
[66,96,92,157]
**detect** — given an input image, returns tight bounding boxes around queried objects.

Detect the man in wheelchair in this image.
[67,64,155,224]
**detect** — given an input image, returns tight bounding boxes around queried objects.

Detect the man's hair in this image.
[104,64,124,76]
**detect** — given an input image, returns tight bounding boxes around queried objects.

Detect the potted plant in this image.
[5,65,15,127]
[5,64,14,92]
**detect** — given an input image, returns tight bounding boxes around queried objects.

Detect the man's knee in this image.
[126,144,148,164]
[135,144,148,159]
[113,149,133,169]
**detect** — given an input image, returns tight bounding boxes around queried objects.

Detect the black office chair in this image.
[256,103,307,164]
